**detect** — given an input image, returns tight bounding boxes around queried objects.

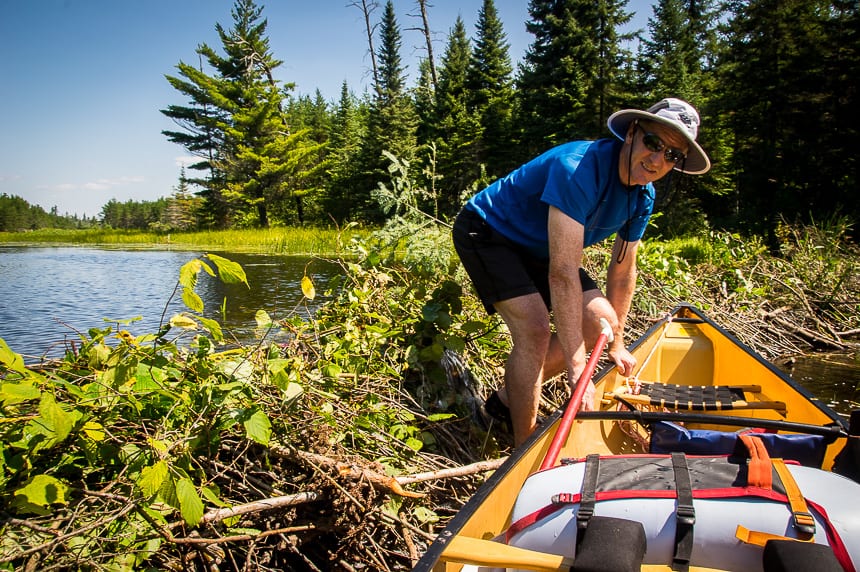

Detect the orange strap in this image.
[739,434,772,489]
[772,458,816,537]
[735,524,797,547]
[735,458,817,546]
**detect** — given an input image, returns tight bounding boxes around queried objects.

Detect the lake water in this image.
[0,246,340,359]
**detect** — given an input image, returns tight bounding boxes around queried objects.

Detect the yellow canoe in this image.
[414,304,858,572]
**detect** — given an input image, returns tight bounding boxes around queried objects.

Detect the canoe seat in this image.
[606,382,787,413]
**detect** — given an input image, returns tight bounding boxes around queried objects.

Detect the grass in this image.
[0,226,371,255]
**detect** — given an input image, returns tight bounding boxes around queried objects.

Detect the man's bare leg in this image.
[493,293,553,446]
[494,289,621,444]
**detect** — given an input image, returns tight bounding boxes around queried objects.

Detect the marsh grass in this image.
[0,226,369,255]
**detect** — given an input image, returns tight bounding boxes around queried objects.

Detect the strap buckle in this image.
[792,511,816,536]
[676,503,696,526]
[576,505,594,529]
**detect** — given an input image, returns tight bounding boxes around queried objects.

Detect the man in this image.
[452,98,711,446]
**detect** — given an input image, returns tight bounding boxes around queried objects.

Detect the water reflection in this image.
[779,352,860,416]
[0,246,339,359]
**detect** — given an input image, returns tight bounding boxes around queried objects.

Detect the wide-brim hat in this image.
[607,98,711,175]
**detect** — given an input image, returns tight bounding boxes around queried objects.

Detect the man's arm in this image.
[547,206,588,381]
[605,235,640,374]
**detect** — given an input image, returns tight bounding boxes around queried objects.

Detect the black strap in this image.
[671,452,696,571]
[576,454,600,551]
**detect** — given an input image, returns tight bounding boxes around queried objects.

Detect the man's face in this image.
[619,120,689,186]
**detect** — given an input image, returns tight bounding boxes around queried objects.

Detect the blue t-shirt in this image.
[466,139,655,259]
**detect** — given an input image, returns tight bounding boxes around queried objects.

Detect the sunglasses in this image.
[636,124,686,164]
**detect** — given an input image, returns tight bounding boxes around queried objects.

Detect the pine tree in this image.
[162,0,325,228]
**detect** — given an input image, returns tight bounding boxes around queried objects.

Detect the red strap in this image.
[807,499,857,572]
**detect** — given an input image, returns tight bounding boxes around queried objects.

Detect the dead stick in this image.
[199,491,320,525]
[396,457,507,485]
[270,444,425,498]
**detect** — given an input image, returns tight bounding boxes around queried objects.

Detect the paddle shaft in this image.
[540,319,614,470]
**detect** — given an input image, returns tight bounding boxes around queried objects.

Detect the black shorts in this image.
[452,207,600,313]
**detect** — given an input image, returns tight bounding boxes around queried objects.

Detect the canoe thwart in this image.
[606,382,787,413]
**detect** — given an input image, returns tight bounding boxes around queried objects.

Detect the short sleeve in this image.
[539,148,597,225]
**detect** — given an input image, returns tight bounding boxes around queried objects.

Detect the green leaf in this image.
[178,259,202,289]
[0,338,26,373]
[206,254,248,287]
[381,496,403,519]
[169,314,198,330]
[0,380,41,405]
[82,420,106,441]
[134,364,166,392]
[426,413,456,422]
[283,382,303,407]
[181,288,204,313]
[321,363,342,378]
[412,506,439,525]
[13,474,70,515]
[301,275,316,300]
[255,309,273,328]
[243,410,271,446]
[221,359,254,383]
[405,437,423,451]
[158,474,178,509]
[197,315,224,342]
[176,477,204,526]
[35,393,74,448]
[138,460,169,497]
[201,484,230,508]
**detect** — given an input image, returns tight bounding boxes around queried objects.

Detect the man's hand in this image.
[609,345,637,377]
[568,376,597,411]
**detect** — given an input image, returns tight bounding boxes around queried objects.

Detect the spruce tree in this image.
[432,17,481,217]
[636,0,722,237]
[516,0,634,156]
[466,0,517,178]
[327,82,367,222]
[716,0,853,232]
[358,0,418,222]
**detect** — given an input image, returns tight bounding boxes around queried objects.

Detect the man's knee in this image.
[583,295,619,341]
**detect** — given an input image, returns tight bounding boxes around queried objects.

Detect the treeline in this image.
[0,178,202,233]
[0,194,97,232]
[99,172,203,231]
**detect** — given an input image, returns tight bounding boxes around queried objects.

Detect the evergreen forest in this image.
[2,0,857,240]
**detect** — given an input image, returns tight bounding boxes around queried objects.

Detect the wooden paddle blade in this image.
[440,535,574,571]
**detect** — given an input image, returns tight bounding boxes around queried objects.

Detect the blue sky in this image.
[1,1,652,218]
